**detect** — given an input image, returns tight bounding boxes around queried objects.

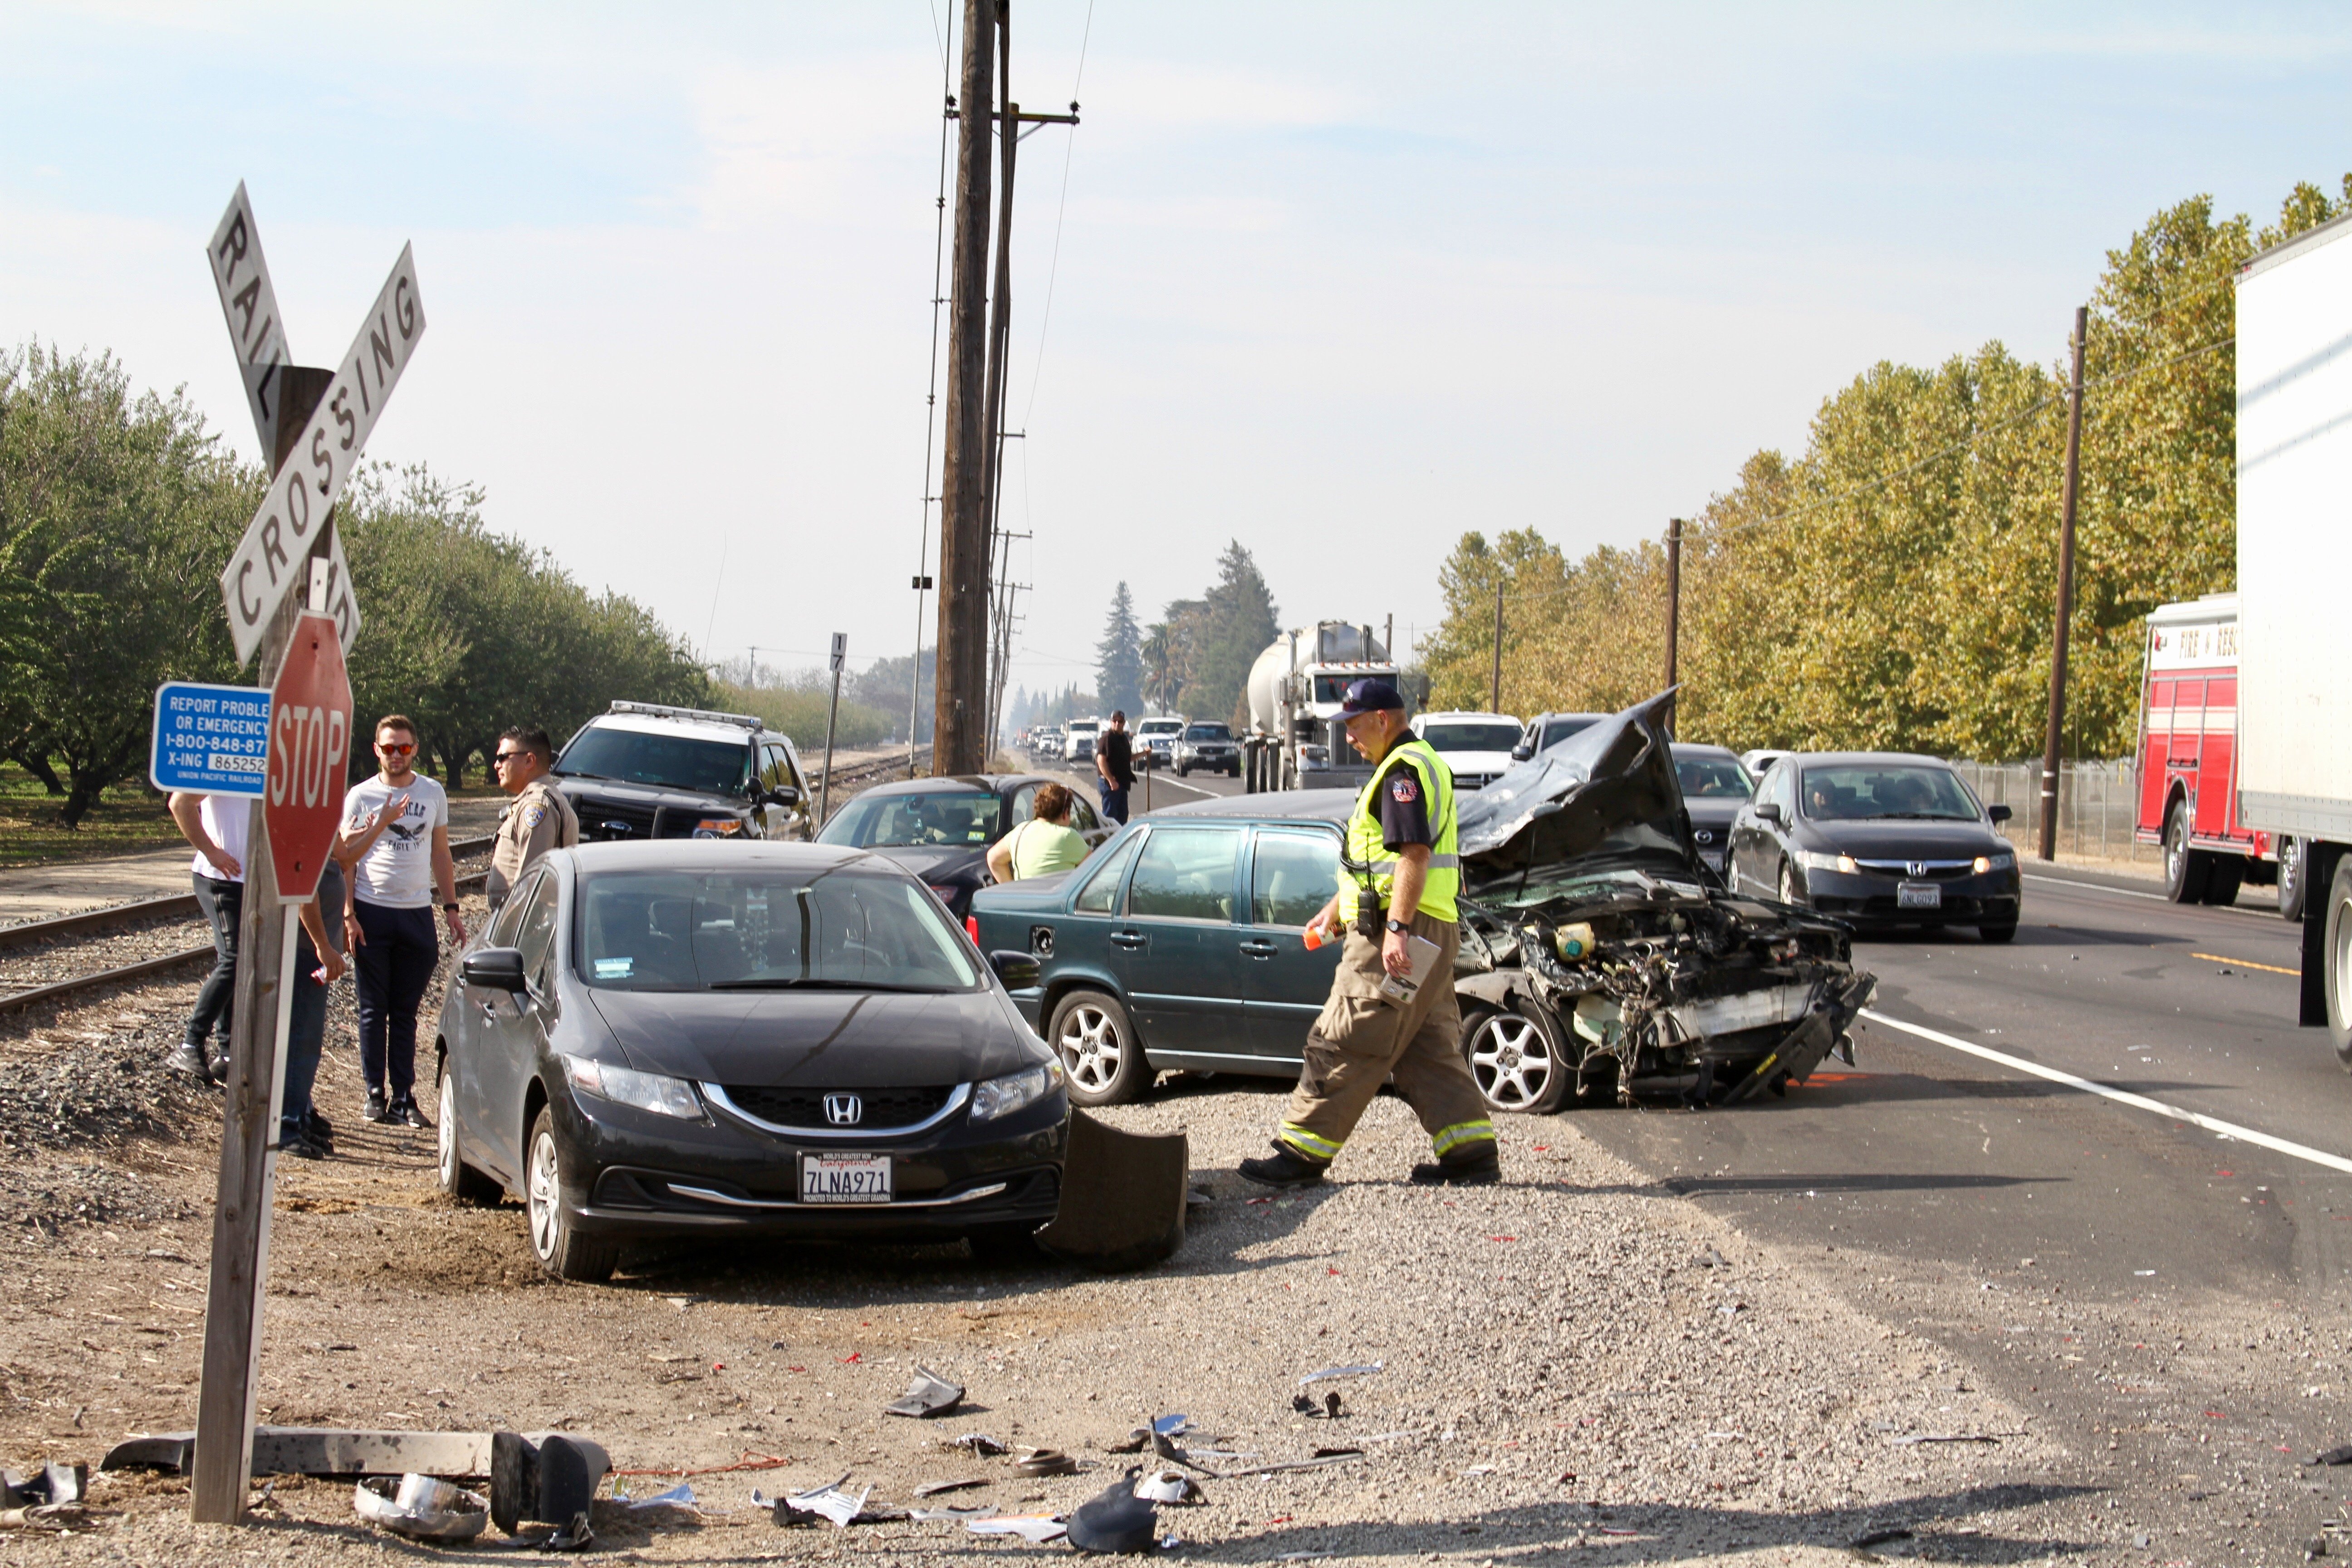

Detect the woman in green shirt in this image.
[987,783,1090,882]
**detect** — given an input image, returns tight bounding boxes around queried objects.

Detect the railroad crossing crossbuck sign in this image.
[208,182,422,663]
[265,613,353,903]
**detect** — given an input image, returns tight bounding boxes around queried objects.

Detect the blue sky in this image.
[4,3,2347,710]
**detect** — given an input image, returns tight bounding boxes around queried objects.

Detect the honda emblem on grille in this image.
[1908,861,1927,877]
[823,1093,863,1126]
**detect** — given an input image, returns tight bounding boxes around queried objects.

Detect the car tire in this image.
[1979,921,2018,944]
[1778,860,1805,908]
[2327,857,2352,1071]
[1463,999,1573,1115]
[2164,800,2211,904]
[1049,989,1150,1106]
[436,1062,501,1205]
[1175,763,1190,778]
[524,1106,617,1284]
[2280,837,2310,923]
[2202,855,2245,906]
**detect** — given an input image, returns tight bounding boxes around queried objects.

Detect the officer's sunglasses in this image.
[493,751,529,765]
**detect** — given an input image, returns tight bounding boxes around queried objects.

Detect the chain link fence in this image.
[1947,758,2156,867]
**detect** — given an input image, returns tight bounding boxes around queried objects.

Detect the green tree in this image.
[0,344,253,825]
[1095,581,1143,715]
[1183,541,1279,725]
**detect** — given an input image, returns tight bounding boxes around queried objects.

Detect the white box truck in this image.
[2236,210,2352,1054]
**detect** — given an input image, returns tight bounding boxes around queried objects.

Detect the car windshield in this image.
[578,865,978,992]
[1184,723,1231,741]
[1799,764,1980,822]
[1675,756,1754,799]
[817,789,1000,848]
[1538,716,1599,750]
[1423,720,1524,752]
[1138,721,1182,736]
[557,726,751,794]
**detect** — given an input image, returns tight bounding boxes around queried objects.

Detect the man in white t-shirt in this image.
[338,714,466,1127]
[167,791,250,1081]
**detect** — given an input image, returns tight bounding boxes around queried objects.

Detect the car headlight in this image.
[561,1054,703,1119]
[692,818,743,838]
[1795,850,1859,874]
[1975,852,2016,873]
[969,1059,1064,1123]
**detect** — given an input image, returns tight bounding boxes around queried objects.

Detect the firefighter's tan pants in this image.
[1278,912,1495,1165]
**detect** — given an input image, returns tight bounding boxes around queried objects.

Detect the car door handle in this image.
[1109,931,1147,950]
[1238,939,1279,959]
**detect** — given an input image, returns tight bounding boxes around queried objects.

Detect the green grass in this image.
[0,761,185,869]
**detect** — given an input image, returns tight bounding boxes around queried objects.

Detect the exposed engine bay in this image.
[1450,696,1876,1111]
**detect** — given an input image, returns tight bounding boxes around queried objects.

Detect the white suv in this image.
[1411,710,1525,792]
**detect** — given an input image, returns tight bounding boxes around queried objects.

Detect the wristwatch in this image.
[1385,918,1410,935]
[442,902,460,913]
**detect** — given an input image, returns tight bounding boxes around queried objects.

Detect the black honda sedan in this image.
[1724,752,2021,940]
[431,841,1067,1282]
[816,774,1110,919]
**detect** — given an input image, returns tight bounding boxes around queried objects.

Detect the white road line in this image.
[1860,1008,2352,1177]
[2021,871,2278,918]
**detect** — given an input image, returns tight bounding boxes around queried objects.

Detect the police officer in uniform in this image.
[1240,679,1500,1187]
[486,725,578,916]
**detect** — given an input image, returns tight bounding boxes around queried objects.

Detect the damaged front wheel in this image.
[1464,1001,1572,1115]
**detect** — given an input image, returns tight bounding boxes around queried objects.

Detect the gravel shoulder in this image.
[0,982,2297,1565]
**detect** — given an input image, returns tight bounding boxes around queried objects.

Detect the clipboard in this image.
[1378,932,1443,1003]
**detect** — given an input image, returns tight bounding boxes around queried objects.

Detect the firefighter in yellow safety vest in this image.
[1239,679,1500,1188]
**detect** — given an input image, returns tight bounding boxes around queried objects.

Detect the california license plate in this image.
[800,1153,892,1203]
[1897,882,1942,910]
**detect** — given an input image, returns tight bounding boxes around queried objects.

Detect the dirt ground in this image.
[0,904,2336,1564]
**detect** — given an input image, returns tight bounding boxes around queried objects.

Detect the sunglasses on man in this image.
[376,740,416,756]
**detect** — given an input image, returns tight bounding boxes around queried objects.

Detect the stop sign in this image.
[266,611,353,903]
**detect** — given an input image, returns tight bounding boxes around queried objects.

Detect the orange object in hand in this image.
[1303,922,1328,951]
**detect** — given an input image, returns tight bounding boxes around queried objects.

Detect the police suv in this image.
[552,701,812,843]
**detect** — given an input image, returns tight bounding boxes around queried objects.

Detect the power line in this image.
[1019,0,1092,430]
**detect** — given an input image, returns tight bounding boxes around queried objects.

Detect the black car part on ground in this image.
[1452,693,1875,1108]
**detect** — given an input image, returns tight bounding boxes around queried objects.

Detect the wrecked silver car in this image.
[1452,694,1875,1112]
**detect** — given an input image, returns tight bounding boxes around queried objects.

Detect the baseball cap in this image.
[1335,678,1405,719]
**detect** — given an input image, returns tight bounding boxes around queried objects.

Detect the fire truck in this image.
[2132,594,2304,915]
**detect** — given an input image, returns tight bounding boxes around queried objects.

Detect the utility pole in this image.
[819,633,846,827]
[2039,306,2089,862]
[931,0,998,774]
[1489,583,1504,715]
[1663,517,1683,738]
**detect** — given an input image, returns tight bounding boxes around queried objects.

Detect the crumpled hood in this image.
[1455,692,1703,897]
[587,985,1036,1087]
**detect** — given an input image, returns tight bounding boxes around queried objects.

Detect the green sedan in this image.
[969,793,1353,1104]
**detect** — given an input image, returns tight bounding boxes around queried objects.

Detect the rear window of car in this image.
[577,865,978,992]
[1422,720,1523,752]
[558,726,751,795]
[1675,757,1754,799]
[1073,833,1141,914]
[1798,764,1980,822]
[817,789,1000,848]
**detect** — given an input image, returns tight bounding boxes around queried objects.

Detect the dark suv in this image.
[554,702,811,844]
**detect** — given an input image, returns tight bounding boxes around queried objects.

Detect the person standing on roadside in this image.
[985,782,1089,883]
[339,715,466,1127]
[1239,678,1499,1189]
[1096,710,1135,826]
[166,791,248,1081]
[279,854,348,1159]
[486,725,578,917]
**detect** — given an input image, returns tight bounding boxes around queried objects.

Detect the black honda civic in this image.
[430,840,1067,1281]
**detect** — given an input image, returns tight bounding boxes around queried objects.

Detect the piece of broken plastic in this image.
[618,1482,698,1512]
[951,1433,1009,1455]
[353,1474,490,1544]
[969,1513,1069,1543]
[886,1365,967,1419]
[1134,1468,1205,1505]
[540,1511,594,1551]
[1152,1413,1191,1437]
[1109,1428,1151,1455]
[911,1505,992,1522]
[915,1476,990,1496]
[1066,1473,1159,1554]
[1014,1448,1080,1477]
[1298,1362,1382,1385]
[759,1475,870,1528]
[0,1464,85,1509]
[2311,1445,2352,1467]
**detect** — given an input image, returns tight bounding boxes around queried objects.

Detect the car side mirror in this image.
[462,946,529,993]
[1754,803,1783,824]
[989,949,1042,990]
[1987,803,2013,824]
[765,784,802,809]
[1510,742,1534,761]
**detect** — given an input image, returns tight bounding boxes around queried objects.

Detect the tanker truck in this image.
[1243,622,1398,790]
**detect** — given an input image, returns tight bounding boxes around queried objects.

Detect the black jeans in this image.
[352,901,439,1098]
[186,873,243,1050]
[281,926,329,1139]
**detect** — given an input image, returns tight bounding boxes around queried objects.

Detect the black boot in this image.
[1410,1142,1501,1186]
[1238,1141,1331,1188]
[364,1088,391,1124]
[166,1041,216,1081]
